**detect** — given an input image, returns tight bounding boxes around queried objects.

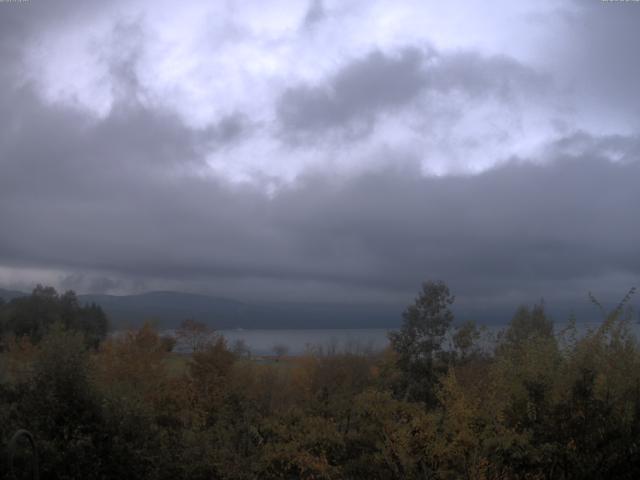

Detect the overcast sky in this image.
[0,0,639,315]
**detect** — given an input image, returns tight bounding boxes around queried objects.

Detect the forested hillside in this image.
[1,289,403,329]
[1,282,639,479]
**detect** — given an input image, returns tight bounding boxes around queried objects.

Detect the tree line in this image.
[1,282,639,479]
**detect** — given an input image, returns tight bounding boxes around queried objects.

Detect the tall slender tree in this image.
[389,280,455,404]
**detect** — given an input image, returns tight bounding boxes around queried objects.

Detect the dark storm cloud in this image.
[276,46,546,139]
[270,151,640,294]
[0,17,251,203]
[199,113,253,147]
[277,48,428,134]
[1,69,638,305]
[0,30,637,305]
[1,0,639,311]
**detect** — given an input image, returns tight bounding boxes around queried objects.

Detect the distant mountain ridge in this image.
[82,291,404,329]
[1,287,610,330]
[80,291,254,329]
[0,288,402,329]
[0,288,27,301]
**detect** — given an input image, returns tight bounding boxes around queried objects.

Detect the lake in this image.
[168,328,393,355]
[162,320,640,356]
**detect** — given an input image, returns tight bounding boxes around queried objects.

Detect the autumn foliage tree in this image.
[176,318,213,353]
[2,283,640,479]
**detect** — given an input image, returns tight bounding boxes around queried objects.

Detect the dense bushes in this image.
[1,283,640,478]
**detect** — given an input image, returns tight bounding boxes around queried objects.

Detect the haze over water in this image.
[167,320,640,356]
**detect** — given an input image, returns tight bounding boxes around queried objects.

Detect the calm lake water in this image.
[164,328,391,355]
[160,320,640,356]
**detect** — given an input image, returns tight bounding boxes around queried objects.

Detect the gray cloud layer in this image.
[1,80,638,304]
[0,0,639,317]
[276,46,545,140]
[278,48,428,133]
